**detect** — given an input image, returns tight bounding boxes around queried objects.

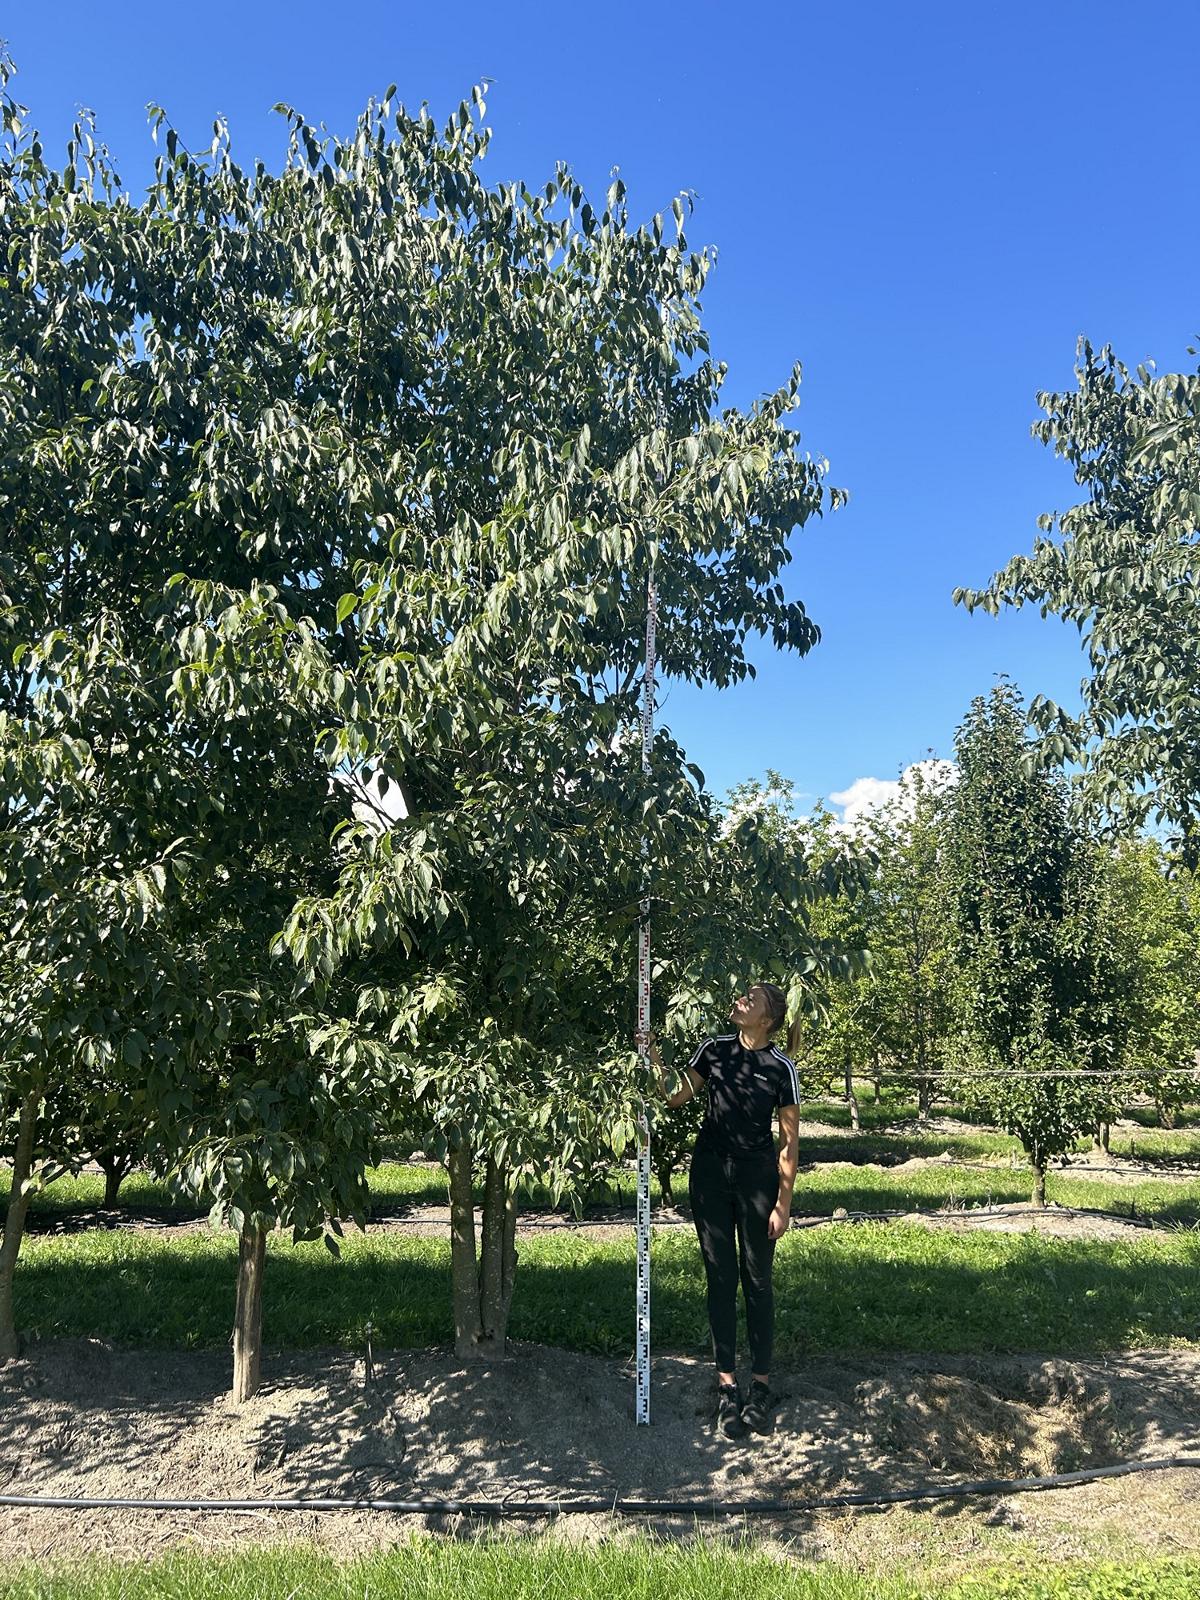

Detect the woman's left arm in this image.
[769,1105,800,1240]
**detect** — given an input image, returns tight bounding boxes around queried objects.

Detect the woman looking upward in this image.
[652,982,801,1437]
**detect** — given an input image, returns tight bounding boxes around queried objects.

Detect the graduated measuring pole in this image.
[634,569,658,1425]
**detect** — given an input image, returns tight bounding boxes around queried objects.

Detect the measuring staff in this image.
[652,983,801,1437]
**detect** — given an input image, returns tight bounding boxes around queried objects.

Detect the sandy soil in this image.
[2,1340,1199,1573]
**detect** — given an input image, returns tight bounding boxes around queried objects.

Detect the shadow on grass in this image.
[11,1227,1200,1361]
[1122,1105,1200,1130]
[5,1165,655,1235]
[795,1133,1014,1167]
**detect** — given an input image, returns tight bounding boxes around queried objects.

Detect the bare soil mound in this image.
[881,1205,1164,1241]
[2,1340,1199,1571]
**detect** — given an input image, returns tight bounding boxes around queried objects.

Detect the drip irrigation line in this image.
[4,1454,1200,1519]
[844,1068,1200,1081]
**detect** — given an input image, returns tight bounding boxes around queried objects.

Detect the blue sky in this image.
[8,1,1198,814]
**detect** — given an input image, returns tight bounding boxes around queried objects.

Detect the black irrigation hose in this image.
[4,1455,1200,1519]
[847,1069,1200,1080]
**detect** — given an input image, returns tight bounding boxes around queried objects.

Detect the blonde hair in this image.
[759,981,803,1058]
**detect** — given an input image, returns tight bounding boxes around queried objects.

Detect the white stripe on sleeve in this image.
[771,1045,800,1106]
[687,1037,715,1076]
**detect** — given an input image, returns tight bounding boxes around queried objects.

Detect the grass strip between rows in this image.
[7,1158,1200,1227]
[13,1223,1200,1356]
[3,1543,1200,1600]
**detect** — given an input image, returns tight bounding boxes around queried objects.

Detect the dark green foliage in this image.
[944,683,1134,1195]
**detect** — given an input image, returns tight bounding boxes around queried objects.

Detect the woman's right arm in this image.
[643,1038,701,1108]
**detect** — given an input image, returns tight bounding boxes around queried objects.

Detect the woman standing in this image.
[655,982,800,1437]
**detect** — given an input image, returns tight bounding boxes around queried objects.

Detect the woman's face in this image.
[729,985,773,1031]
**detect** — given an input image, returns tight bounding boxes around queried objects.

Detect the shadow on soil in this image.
[2,1335,1199,1555]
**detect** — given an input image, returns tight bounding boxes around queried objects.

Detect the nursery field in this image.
[5,1098,1200,1361]
[4,1096,1200,1592]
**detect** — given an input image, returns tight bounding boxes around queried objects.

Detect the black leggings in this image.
[688,1143,780,1376]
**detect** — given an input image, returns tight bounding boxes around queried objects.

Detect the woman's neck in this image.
[738,1026,772,1052]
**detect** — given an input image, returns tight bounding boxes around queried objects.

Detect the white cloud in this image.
[828,775,901,826]
[829,759,958,834]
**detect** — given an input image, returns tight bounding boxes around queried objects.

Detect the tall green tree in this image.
[786,800,880,1125]
[1,55,848,1376]
[1106,838,1200,1129]
[784,770,955,1127]
[944,682,1133,1205]
[861,762,957,1119]
[955,338,1200,864]
[251,90,850,1355]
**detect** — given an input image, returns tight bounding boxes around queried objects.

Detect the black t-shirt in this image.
[688,1034,800,1158]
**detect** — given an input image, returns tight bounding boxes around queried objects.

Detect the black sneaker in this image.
[716,1382,746,1439]
[741,1380,773,1434]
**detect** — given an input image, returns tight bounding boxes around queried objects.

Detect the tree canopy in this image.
[955,338,1200,864]
[0,62,846,1379]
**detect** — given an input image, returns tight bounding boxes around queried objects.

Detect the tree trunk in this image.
[0,1092,38,1360]
[917,1075,933,1123]
[98,1152,131,1209]
[655,1162,675,1209]
[1031,1159,1047,1209]
[503,1187,517,1315]
[231,1219,267,1403]
[479,1157,518,1353]
[844,1064,860,1131]
[1092,1121,1111,1156]
[1156,1100,1177,1130]
[448,1135,483,1359]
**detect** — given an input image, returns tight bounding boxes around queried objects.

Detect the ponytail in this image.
[785,1012,805,1060]
[760,980,805,1060]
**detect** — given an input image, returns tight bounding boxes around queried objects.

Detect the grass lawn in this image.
[10,1219,1200,1357]
[8,1158,1200,1229]
[1102,1128,1200,1163]
[0,1162,450,1223]
[3,1543,1200,1600]
[789,1164,1200,1225]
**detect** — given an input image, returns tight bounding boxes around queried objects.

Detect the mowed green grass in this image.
[8,1156,1200,1229]
[3,1544,1200,1600]
[789,1164,1200,1224]
[11,1217,1200,1356]
[0,1162,448,1221]
[6,1094,1199,1229]
[797,1099,1200,1166]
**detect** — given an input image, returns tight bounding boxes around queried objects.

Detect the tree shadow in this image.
[3,1327,1198,1549]
[12,1227,1200,1362]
